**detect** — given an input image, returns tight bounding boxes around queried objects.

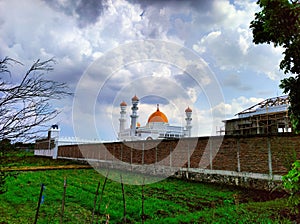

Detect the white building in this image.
[118,95,192,141]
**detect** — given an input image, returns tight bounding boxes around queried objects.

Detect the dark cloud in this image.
[44,0,107,27]
[222,74,252,91]
[188,0,214,11]
[140,95,169,105]
[97,81,122,106]
[75,0,106,27]
[97,88,170,109]
[174,73,198,89]
[125,0,213,11]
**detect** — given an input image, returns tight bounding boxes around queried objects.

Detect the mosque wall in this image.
[57,133,300,190]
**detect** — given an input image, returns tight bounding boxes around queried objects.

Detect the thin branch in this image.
[0,57,72,140]
[0,57,22,75]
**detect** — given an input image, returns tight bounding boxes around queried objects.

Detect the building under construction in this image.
[223,95,292,135]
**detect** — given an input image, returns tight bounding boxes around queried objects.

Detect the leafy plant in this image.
[250,0,300,133]
[0,139,16,194]
[283,160,300,208]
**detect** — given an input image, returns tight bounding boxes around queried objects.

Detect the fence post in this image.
[105,145,107,161]
[187,141,190,170]
[209,139,213,170]
[60,178,67,224]
[155,146,158,164]
[121,143,123,161]
[130,144,132,164]
[142,142,144,165]
[237,138,241,172]
[169,146,172,167]
[268,137,273,177]
[52,139,58,159]
[112,144,115,168]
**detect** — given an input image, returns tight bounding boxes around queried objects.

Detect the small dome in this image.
[185,106,192,113]
[137,122,141,127]
[132,95,139,101]
[148,104,168,123]
[120,101,127,106]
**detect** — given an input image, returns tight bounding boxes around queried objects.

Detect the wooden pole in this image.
[141,177,145,224]
[91,181,101,223]
[120,174,126,223]
[96,171,109,223]
[60,177,67,224]
[34,183,45,224]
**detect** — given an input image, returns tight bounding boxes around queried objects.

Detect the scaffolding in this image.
[223,95,292,136]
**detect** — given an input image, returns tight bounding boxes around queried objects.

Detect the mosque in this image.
[118,95,192,141]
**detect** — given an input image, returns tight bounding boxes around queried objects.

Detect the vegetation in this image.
[0,139,14,193]
[0,144,83,194]
[0,169,296,224]
[250,0,300,133]
[0,150,83,169]
[283,160,300,209]
[250,0,300,211]
[0,151,299,223]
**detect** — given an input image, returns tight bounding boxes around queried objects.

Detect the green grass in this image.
[0,168,297,223]
[1,150,84,168]
[0,150,298,223]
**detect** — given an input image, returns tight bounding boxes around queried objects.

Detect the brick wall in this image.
[58,134,300,175]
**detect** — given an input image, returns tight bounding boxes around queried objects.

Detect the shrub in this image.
[282,160,300,208]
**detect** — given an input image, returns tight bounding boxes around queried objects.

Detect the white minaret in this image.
[185,107,192,137]
[119,101,127,132]
[130,95,139,137]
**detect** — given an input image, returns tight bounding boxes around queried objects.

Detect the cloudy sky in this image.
[0,0,286,140]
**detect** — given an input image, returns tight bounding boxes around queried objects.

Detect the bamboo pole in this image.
[91,181,101,223]
[120,174,126,223]
[34,183,45,224]
[96,170,109,223]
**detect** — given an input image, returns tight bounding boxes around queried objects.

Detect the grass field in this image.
[1,150,84,168]
[0,150,299,223]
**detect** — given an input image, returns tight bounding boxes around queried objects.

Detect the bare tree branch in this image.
[0,57,72,141]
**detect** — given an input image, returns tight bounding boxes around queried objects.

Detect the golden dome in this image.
[120,101,127,106]
[148,104,168,123]
[185,106,192,113]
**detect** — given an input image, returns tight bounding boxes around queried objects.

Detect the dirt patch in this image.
[237,189,287,203]
[2,164,92,172]
[277,206,300,223]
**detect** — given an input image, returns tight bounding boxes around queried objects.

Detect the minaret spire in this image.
[119,101,127,135]
[130,95,139,137]
[185,106,192,137]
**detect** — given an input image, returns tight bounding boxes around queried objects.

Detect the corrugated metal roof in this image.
[236,95,289,118]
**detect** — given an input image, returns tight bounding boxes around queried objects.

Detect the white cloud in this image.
[221,96,264,118]
[0,0,286,140]
[193,28,284,80]
[152,65,172,77]
[194,95,265,136]
[193,31,221,54]
[238,28,251,55]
